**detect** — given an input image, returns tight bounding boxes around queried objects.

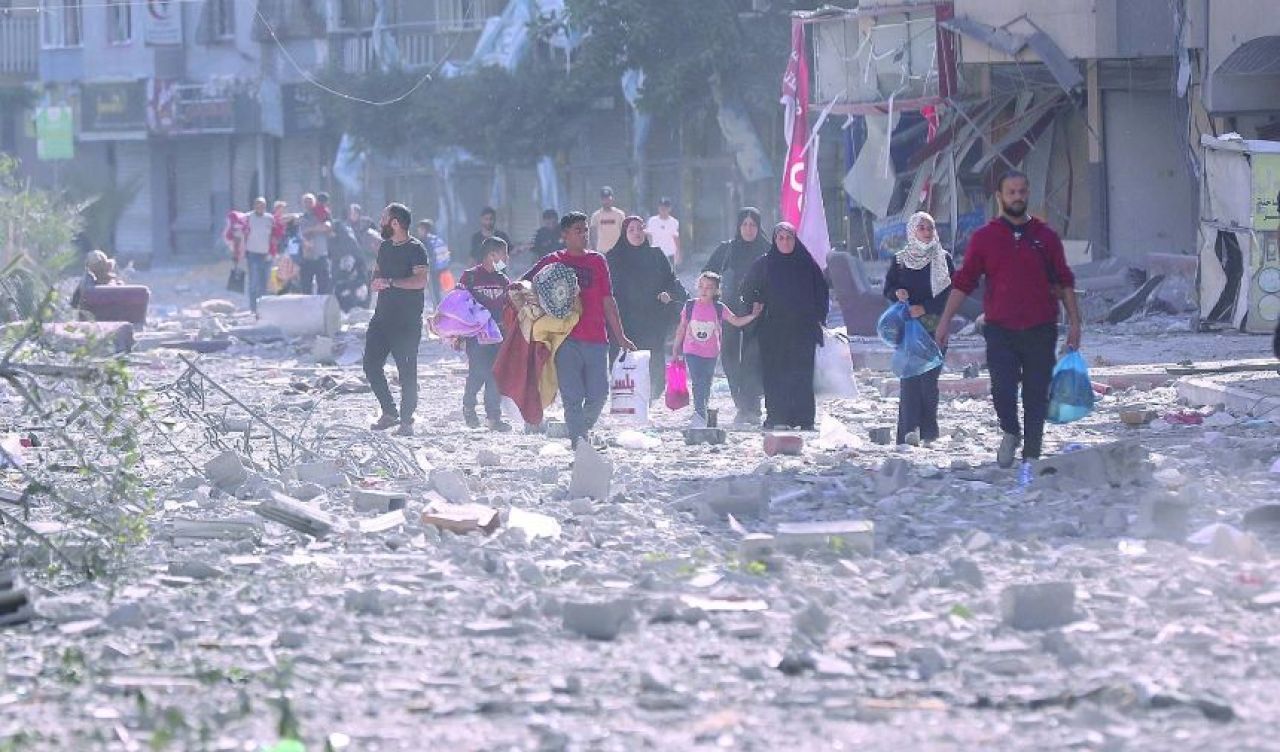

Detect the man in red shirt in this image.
[524,211,636,447]
[935,171,1083,468]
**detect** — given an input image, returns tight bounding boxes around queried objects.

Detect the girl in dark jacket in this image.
[883,211,955,445]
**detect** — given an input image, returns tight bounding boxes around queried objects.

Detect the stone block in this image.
[569,443,612,500]
[421,503,499,535]
[775,520,874,556]
[693,477,770,523]
[1000,582,1076,630]
[562,598,634,641]
[352,489,407,514]
[203,451,248,490]
[868,427,893,445]
[294,460,348,489]
[1119,408,1158,426]
[874,458,912,496]
[763,433,804,457]
[738,533,776,562]
[1031,441,1151,488]
[430,469,473,503]
[546,421,569,439]
[682,427,727,445]
[255,493,338,538]
[1136,492,1190,540]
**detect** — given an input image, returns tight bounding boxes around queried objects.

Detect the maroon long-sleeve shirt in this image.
[951,217,1074,331]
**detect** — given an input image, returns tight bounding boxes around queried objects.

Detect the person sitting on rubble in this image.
[70,250,122,310]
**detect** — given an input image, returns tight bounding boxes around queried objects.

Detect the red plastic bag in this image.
[665,359,690,410]
[439,269,456,293]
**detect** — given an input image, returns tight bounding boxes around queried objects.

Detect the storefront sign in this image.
[1252,153,1280,231]
[36,105,74,160]
[81,81,148,134]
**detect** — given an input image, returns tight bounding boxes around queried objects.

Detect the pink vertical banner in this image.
[779,20,809,226]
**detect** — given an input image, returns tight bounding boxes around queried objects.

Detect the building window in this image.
[41,0,83,48]
[107,0,132,45]
[210,0,235,40]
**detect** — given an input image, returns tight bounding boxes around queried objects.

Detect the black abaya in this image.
[740,238,829,429]
[607,233,688,397]
[704,208,770,419]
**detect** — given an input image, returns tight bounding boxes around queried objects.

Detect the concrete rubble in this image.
[1,264,1278,750]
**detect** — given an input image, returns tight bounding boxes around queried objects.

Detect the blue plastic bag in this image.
[1047,350,1095,424]
[877,302,909,346]
[891,318,945,379]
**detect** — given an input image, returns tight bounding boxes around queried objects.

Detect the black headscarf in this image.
[705,207,770,315]
[608,216,687,340]
[744,222,829,346]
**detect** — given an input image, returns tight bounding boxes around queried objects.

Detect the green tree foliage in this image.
[0,154,82,318]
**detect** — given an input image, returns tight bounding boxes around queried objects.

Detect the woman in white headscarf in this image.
[883,211,954,445]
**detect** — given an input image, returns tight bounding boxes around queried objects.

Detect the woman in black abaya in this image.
[703,207,770,424]
[608,215,688,397]
[740,221,829,430]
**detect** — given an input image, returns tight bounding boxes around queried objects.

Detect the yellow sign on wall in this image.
[1251,153,1280,230]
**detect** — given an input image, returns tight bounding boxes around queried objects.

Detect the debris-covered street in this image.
[2,262,1278,751]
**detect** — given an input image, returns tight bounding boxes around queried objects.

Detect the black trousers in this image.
[898,364,941,444]
[721,327,763,418]
[363,317,421,420]
[300,257,332,295]
[464,338,501,419]
[760,330,817,429]
[984,322,1057,459]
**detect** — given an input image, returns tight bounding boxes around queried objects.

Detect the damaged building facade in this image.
[806,0,1280,333]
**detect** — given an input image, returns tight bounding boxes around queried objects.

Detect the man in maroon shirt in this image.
[935,171,1083,468]
[524,211,636,447]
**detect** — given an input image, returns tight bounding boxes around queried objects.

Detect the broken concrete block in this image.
[476,449,503,467]
[738,533,776,563]
[1136,492,1190,541]
[293,460,348,489]
[104,602,144,629]
[358,509,407,534]
[507,508,562,541]
[41,321,134,355]
[255,493,337,538]
[569,443,612,500]
[430,469,473,504]
[167,516,263,542]
[693,477,770,523]
[545,421,569,439]
[1119,408,1158,427]
[311,336,335,363]
[352,489,407,514]
[1243,504,1280,530]
[942,557,986,589]
[562,598,634,640]
[0,571,33,628]
[868,427,893,445]
[203,451,248,490]
[682,427,727,445]
[775,520,874,556]
[167,561,225,580]
[463,619,526,638]
[1031,441,1151,488]
[874,458,911,496]
[1000,582,1076,630]
[421,503,499,535]
[763,433,804,457]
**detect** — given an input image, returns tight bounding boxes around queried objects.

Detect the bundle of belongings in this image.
[494,263,582,425]
[428,288,502,346]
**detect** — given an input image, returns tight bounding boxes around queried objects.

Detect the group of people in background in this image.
[220,169,1080,472]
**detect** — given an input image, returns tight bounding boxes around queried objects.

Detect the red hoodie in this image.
[951,217,1074,331]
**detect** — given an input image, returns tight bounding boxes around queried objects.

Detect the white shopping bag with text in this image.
[609,350,651,426]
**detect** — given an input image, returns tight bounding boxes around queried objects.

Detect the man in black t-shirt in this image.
[364,203,431,437]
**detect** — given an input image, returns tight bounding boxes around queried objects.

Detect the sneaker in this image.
[486,418,511,433]
[997,432,1021,469]
[371,413,399,431]
[1018,460,1033,487]
[396,421,414,437]
[463,409,481,429]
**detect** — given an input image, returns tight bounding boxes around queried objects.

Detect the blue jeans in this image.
[555,339,609,444]
[246,253,271,313]
[685,354,716,418]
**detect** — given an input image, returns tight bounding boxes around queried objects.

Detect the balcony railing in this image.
[0,13,39,80]
[329,22,485,74]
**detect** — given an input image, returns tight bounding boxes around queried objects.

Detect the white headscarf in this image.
[895,211,951,298]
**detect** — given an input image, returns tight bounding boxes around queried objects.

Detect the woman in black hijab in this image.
[740,221,830,430]
[608,215,688,398]
[703,207,770,424]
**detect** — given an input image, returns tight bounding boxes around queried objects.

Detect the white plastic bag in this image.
[814,328,859,398]
[609,350,651,426]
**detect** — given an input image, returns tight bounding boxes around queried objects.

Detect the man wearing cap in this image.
[646,197,681,268]
[590,187,627,254]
